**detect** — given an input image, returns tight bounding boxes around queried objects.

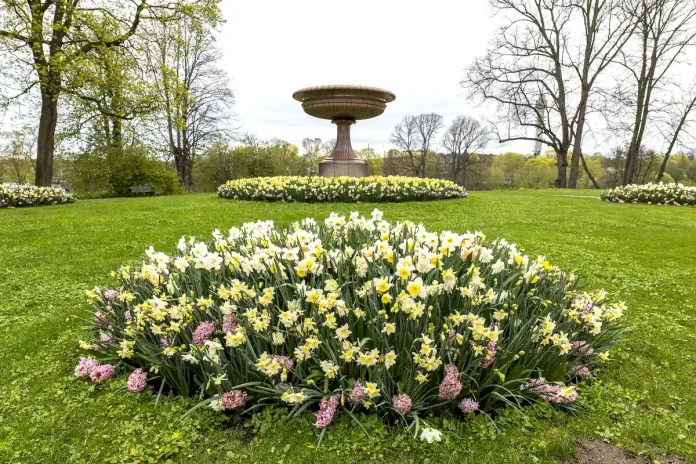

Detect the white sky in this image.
[219,0,516,154]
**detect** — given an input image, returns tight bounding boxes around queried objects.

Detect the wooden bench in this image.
[129,185,156,196]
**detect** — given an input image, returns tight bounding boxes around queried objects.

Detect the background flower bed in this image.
[77,209,623,438]
[217,176,468,202]
[600,182,696,206]
[0,184,74,208]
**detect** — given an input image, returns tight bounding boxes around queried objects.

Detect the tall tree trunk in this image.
[111,117,123,150]
[555,147,568,188]
[184,158,193,188]
[569,91,590,188]
[35,93,59,186]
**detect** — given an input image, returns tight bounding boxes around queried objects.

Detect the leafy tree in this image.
[0,126,36,183]
[0,0,221,186]
[356,148,384,176]
[301,138,323,175]
[520,157,556,188]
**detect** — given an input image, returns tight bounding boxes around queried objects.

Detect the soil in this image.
[558,438,689,464]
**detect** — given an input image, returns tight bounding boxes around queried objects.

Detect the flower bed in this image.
[77,210,624,440]
[0,184,75,208]
[600,182,696,206]
[217,176,468,202]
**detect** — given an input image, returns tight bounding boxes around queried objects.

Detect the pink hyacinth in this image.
[314,395,340,428]
[192,321,216,345]
[74,357,100,377]
[547,388,578,403]
[349,380,367,403]
[448,329,457,342]
[90,364,115,383]
[570,365,591,379]
[438,364,462,400]
[127,369,148,392]
[480,342,497,368]
[571,340,594,357]
[220,390,247,410]
[160,338,170,348]
[274,355,293,373]
[95,312,108,324]
[392,394,412,415]
[104,290,120,302]
[124,311,132,321]
[458,397,479,414]
[522,378,577,404]
[222,314,238,333]
[100,333,112,344]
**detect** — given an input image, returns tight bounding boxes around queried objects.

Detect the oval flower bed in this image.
[600,182,695,206]
[77,210,624,441]
[0,184,75,208]
[217,176,468,202]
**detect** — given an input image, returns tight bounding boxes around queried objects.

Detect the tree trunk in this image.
[568,93,589,188]
[111,117,123,150]
[579,152,601,188]
[174,148,194,188]
[624,142,641,185]
[35,93,59,186]
[555,148,568,188]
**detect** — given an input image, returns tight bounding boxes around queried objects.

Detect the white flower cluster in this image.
[601,182,695,206]
[0,184,74,208]
[218,176,468,202]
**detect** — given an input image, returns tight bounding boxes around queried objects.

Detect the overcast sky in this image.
[219,0,519,154]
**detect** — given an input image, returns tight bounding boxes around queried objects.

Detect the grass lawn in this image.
[1,189,694,463]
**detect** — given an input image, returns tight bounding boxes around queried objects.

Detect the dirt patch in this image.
[558,438,689,464]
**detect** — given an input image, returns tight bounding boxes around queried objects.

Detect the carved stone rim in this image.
[292,85,396,103]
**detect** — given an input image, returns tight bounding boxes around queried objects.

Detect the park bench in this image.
[129,185,156,197]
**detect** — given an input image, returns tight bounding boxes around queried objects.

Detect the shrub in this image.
[217,176,468,202]
[77,210,624,439]
[0,184,74,208]
[105,146,181,197]
[600,182,695,206]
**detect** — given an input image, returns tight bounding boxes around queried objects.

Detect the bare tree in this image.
[442,116,489,185]
[463,0,575,187]
[302,137,323,175]
[148,18,235,187]
[463,0,637,188]
[390,113,444,178]
[567,0,636,188]
[321,138,336,158]
[656,87,696,181]
[613,0,696,185]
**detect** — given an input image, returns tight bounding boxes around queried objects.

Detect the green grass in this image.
[1,190,694,463]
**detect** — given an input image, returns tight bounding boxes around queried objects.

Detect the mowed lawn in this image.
[0,190,694,464]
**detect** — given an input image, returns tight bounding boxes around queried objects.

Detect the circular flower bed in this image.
[77,210,624,440]
[0,184,75,208]
[600,182,695,206]
[217,176,468,202]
